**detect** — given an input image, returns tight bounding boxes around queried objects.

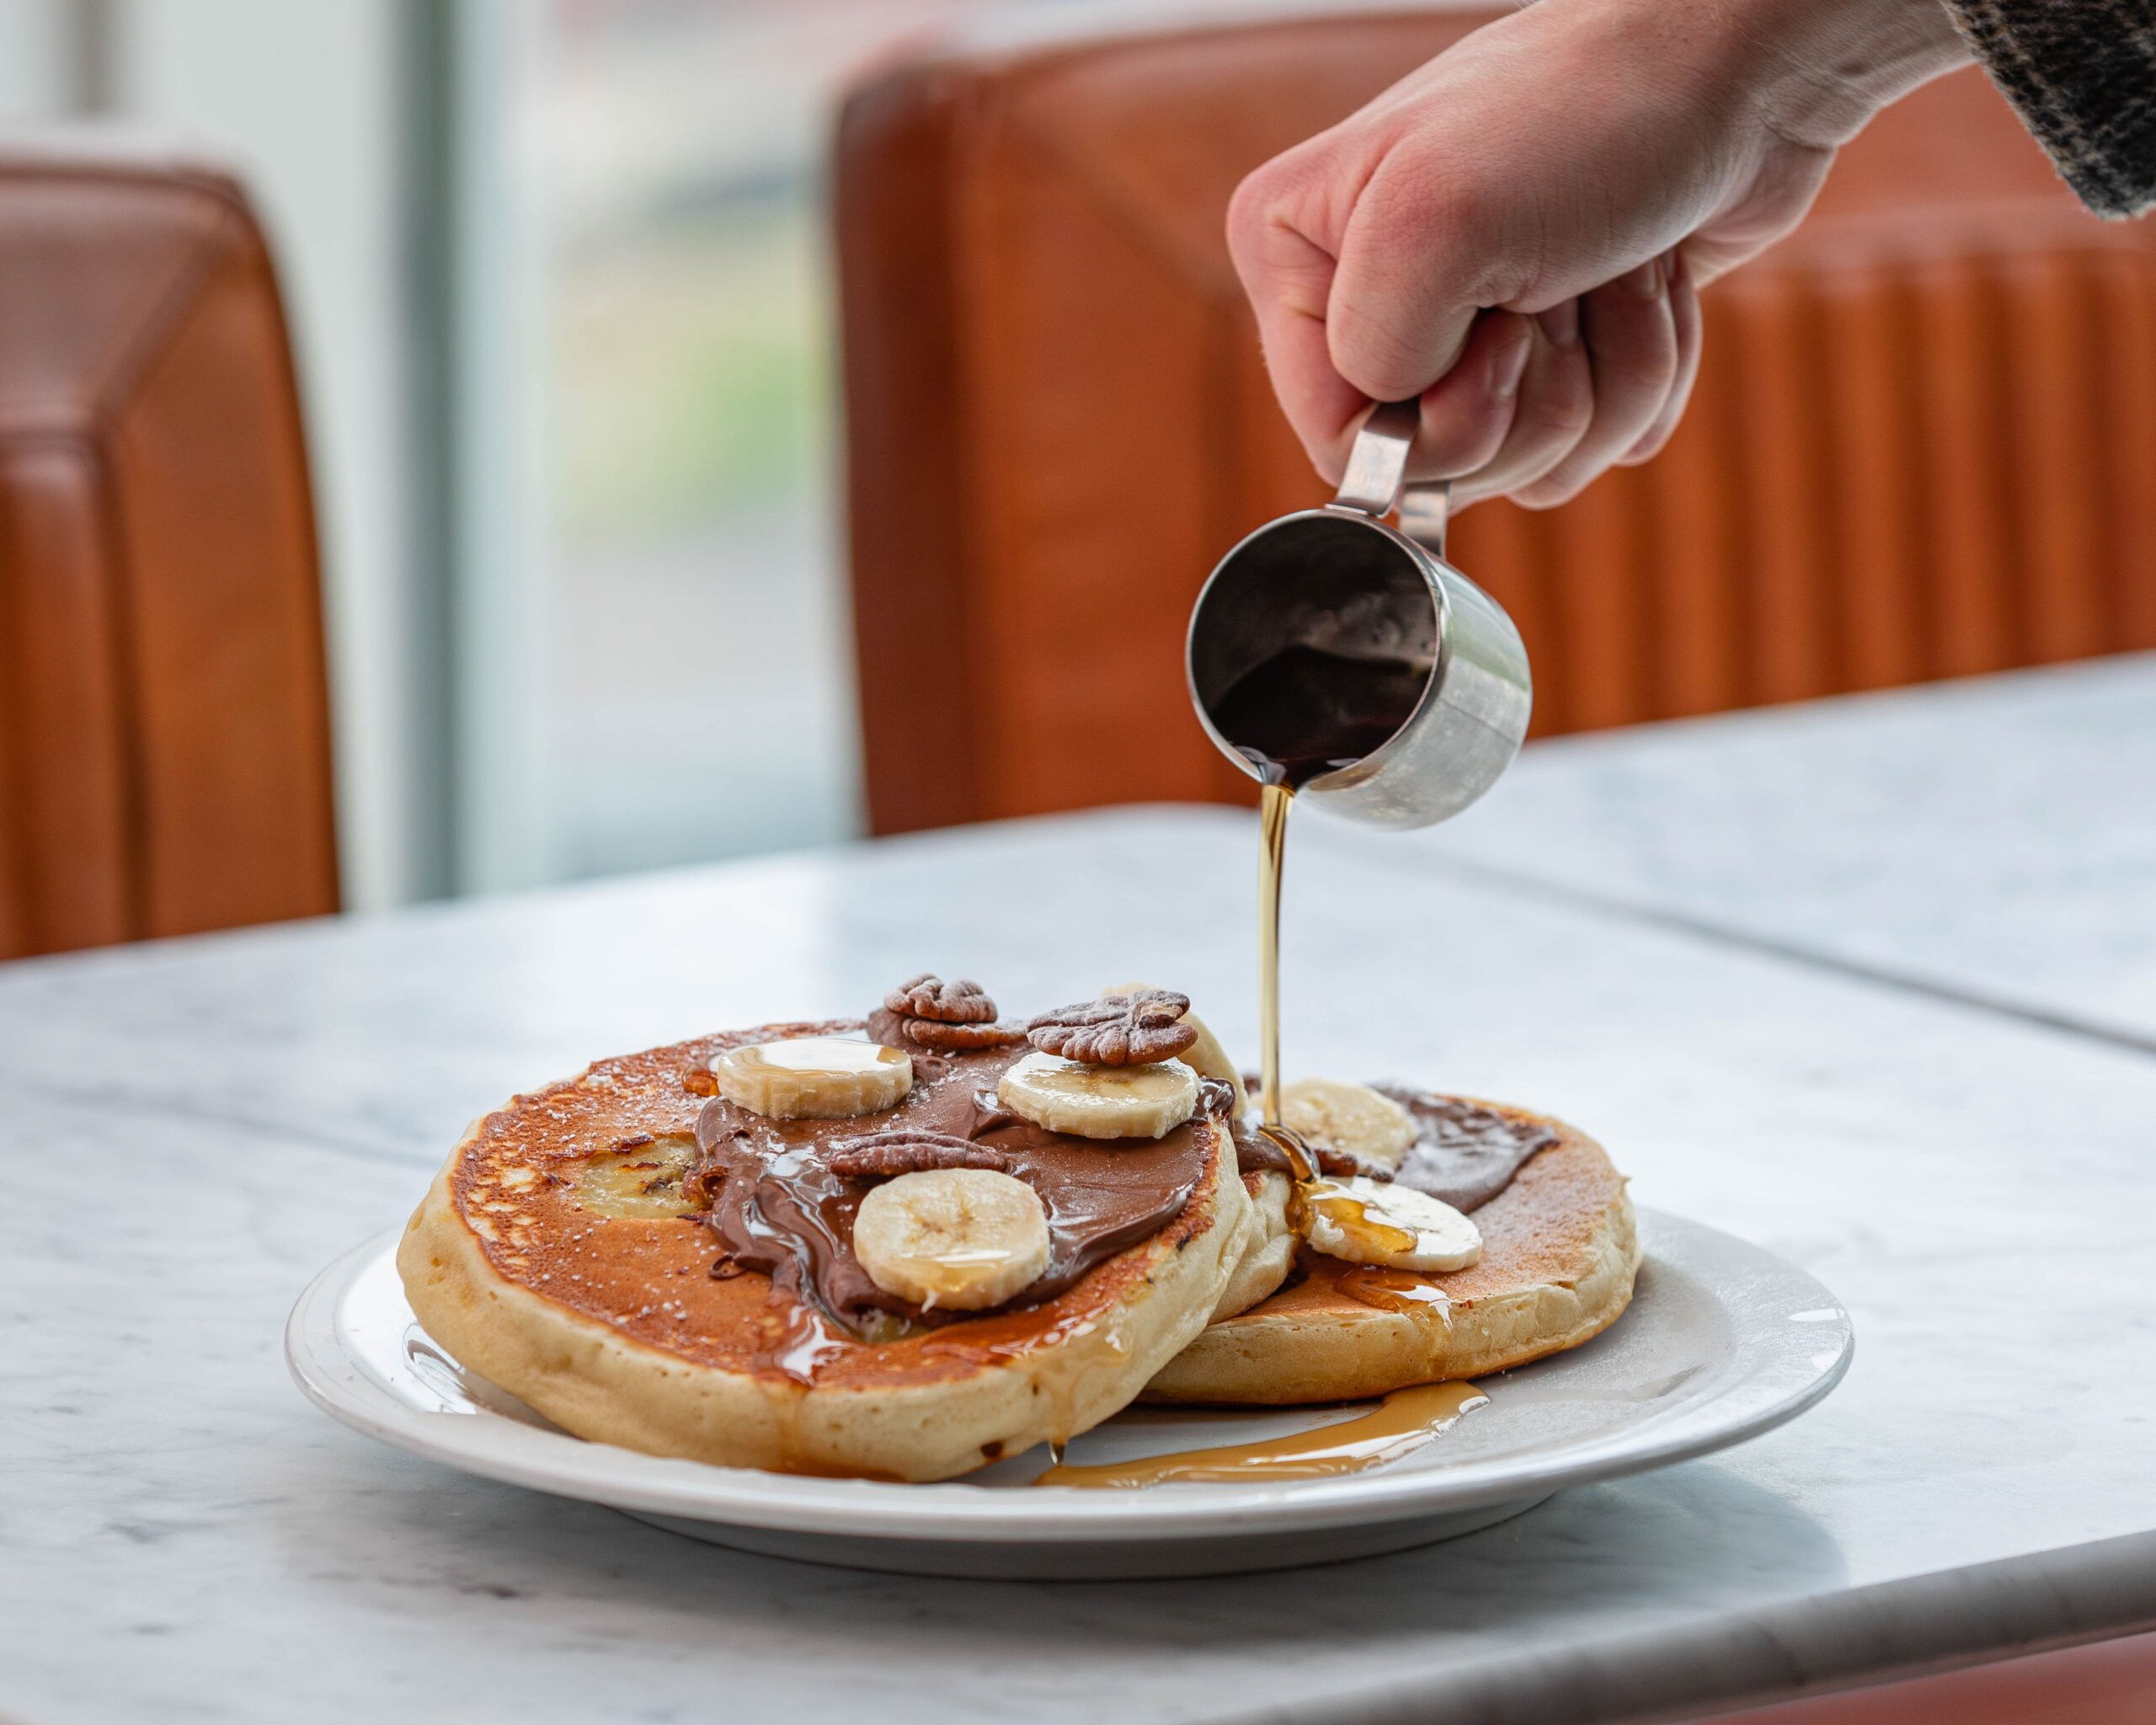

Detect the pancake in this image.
[1145,1101,1638,1405]
[1209,1169,1296,1320]
[398,1018,1262,1481]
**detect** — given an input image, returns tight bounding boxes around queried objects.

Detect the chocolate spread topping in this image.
[1231,1125,1383,1181]
[1375,1086,1556,1211]
[1231,1080,1555,1212]
[688,1032,1211,1334]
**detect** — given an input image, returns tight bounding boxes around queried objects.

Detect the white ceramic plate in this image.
[287,1208,1850,1578]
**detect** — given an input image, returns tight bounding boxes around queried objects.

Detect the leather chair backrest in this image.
[0,136,338,957]
[836,10,2156,834]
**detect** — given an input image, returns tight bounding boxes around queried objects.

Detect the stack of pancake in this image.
[398,975,1637,1482]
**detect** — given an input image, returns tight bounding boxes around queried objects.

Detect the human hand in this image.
[1229,0,1969,508]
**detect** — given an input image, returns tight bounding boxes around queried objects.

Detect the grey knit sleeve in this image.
[1941,0,2156,216]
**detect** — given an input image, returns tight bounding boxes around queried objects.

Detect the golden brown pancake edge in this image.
[1143,1106,1639,1406]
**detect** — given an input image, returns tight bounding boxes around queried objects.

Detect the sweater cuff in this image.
[1940,0,2156,217]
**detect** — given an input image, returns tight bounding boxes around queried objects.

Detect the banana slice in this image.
[1281,1077,1417,1168]
[852,1167,1051,1311]
[1104,980,1247,1115]
[574,1135,697,1219]
[1301,1174,1482,1272]
[712,1036,911,1121]
[999,1049,1199,1140]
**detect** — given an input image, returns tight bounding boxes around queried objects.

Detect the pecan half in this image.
[884,973,998,1023]
[1027,988,1197,1066]
[826,1130,1015,1179]
[905,1017,1027,1050]
[873,975,1025,1052]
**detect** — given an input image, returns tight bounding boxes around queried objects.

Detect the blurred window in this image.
[523,0,990,877]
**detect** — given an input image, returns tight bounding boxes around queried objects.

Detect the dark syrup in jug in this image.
[1207,643,1432,788]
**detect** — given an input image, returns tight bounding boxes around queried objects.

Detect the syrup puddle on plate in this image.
[1035,1380,1487,1487]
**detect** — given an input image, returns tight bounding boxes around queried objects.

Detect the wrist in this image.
[1730,0,1972,147]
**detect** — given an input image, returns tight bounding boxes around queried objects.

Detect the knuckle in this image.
[1418,430,1500,482]
[1364,153,1495,265]
[1225,170,1278,263]
[1227,150,1330,274]
[1602,344,1678,399]
[1340,146,1521,283]
[1528,377,1595,441]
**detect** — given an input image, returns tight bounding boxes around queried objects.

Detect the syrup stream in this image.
[1257,779,1292,1137]
[1255,781,1319,1183]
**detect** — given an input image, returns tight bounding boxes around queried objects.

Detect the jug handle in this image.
[1331,398,1452,561]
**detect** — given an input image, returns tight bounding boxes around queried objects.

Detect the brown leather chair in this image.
[0,135,338,959]
[836,10,2156,836]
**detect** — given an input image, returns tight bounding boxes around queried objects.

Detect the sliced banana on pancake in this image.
[1000,1049,1199,1139]
[574,1135,697,1219]
[712,1035,911,1120]
[1281,1077,1417,1167]
[852,1167,1052,1310]
[1104,980,1246,1116]
[1302,1174,1482,1273]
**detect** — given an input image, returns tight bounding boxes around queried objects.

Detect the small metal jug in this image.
[1186,399,1533,828]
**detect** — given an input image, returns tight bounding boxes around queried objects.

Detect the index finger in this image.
[1232,207,1369,486]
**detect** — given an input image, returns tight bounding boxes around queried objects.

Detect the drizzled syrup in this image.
[1037,1380,1487,1487]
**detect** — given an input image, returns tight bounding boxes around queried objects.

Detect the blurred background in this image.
[0,0,1123,911]
[1,0,2150,955]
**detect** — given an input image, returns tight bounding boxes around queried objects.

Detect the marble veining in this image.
[6,711,2156,1722]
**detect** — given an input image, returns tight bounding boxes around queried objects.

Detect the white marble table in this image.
[1406,653,2156,1055]
[8,719,2156,1722]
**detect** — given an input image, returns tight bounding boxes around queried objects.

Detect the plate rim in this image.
[287,1207,1852,1546]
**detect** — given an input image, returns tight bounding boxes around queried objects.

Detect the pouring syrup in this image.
[1208,641,1432,1165]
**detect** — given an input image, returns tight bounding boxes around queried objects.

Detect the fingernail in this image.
[1490,322,1533,401]
[1537,300,1579,347]
[1620,259,1662,300]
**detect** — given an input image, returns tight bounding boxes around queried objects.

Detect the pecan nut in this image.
[873,975,1026,1052]
[827,1130,1015,1178]
[884,973,998,1023]
[905,1017,1027,1050]
[1027,988,1197,1066]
